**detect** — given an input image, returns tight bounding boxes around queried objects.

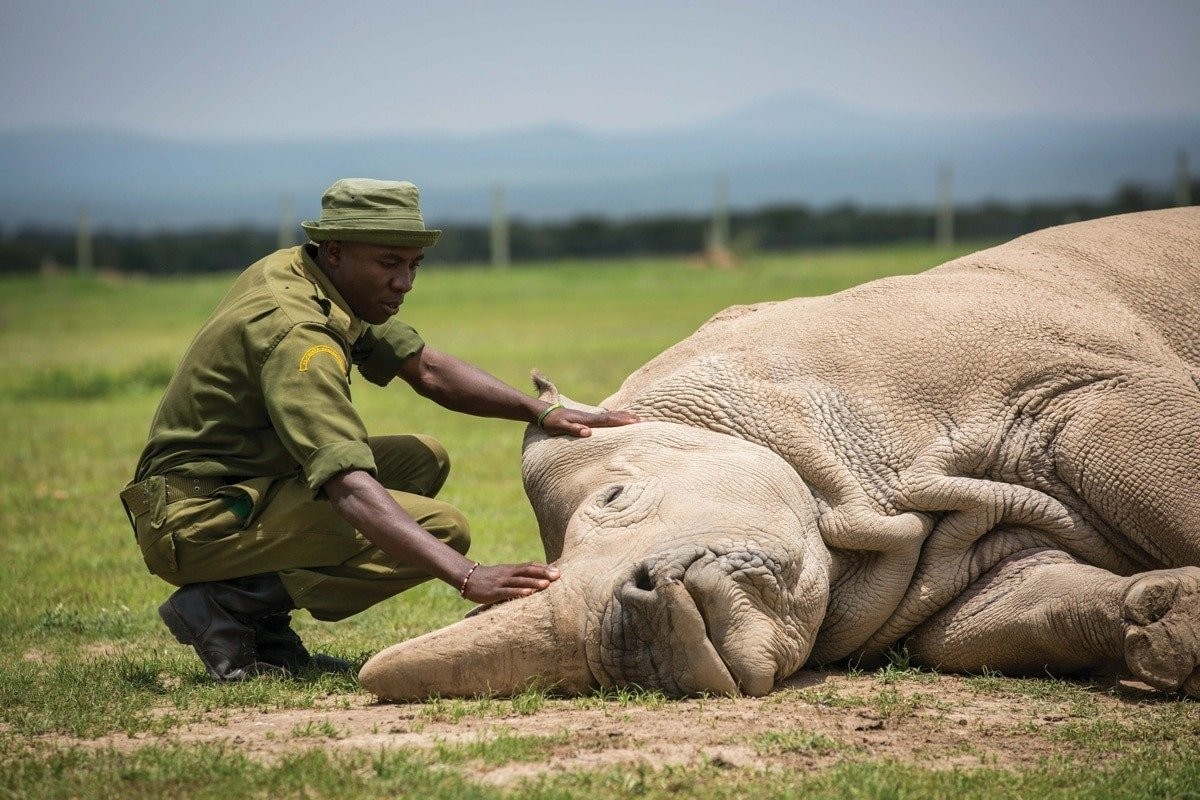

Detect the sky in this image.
[1,0,1198,141]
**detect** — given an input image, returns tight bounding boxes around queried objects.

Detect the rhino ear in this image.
[530,371,606,416]
[531,370,559,402]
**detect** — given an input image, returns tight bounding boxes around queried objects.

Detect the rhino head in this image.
[359,383,830,700]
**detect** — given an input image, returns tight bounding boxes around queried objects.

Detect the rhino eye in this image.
[602,485,624,505]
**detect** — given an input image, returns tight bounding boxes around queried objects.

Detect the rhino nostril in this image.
[633,563,654,591]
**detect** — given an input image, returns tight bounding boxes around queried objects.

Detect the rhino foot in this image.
[1123,567,1200,697]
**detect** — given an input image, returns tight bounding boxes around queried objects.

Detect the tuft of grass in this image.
[1049,702,1200,753]
[572,685,671,711]
[509,685,551,716]
[36,603,138,637]
[965,670,1105,712]
[435,730,571,767]
[965,665,1007,694]
[794,684,865,711]
[412,685,555,722]
[753,729,847,756]
[871,686,926,720]
[875,647,936,685]
[420,695,501,723]
[290,719,343,740]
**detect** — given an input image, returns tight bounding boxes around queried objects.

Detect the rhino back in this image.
[608,210,1197,465]
[933,207,1200,367]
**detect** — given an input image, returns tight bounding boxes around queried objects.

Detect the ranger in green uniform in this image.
[120,178,638,681]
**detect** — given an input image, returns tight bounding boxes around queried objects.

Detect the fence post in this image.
[936,164,954,249]
[491,185,510,269]
[277,194,297,249]
[1176,150,1192,207]
[707,175,730,255]
[76,206,93,274]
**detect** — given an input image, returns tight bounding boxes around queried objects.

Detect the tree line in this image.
[0,179,1192,276]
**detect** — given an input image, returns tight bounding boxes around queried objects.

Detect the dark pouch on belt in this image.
[211,476,274,526]
[219,494,253,522]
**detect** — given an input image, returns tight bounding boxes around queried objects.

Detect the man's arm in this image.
[397,345,639,436]
[323,469,559,604]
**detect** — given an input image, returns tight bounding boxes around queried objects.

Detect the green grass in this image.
[8,241,1199,798]
[5,741,1199,800]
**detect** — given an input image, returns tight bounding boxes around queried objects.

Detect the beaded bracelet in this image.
[459,561,480,597]
[536,401,564,428]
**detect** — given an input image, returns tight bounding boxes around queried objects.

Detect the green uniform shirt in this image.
[133,245,424,492]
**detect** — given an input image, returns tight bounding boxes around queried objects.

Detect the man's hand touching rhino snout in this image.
[461,562,562,604]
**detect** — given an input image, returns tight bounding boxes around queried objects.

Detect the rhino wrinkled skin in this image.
[361,207,1200,701]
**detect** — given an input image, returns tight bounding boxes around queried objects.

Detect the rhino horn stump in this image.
[358,586,591,700]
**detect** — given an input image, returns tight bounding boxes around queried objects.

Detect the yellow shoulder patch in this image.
[298,345,349,375]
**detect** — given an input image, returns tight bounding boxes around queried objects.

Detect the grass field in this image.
[3,241,1198,799]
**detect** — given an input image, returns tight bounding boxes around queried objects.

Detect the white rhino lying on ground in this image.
[361,207,1200,700]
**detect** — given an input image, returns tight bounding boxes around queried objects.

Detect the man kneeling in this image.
[120,178,636,679]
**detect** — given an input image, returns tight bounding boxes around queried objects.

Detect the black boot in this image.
[254,611,353,675]
[159,574,294,681]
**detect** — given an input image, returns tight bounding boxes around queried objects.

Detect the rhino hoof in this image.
[1122,567,1200,697]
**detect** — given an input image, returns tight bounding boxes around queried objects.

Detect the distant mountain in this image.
[0,92,1196,230]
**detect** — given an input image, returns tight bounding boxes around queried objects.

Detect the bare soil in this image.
[30,670,1178,784]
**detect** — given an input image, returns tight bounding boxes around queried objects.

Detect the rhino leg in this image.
[905,549,1200,696]
[1051,372,1200,567]
[1122,567,1200,696]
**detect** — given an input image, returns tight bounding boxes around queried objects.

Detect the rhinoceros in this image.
[360,207,1200,701]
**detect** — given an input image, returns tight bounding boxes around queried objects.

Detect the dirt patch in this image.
[31,670,1180,784]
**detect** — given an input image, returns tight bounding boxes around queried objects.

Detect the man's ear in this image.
[323,240,342,268]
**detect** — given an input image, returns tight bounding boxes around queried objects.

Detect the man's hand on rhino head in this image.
[541,407,641,438]
[461,561,561,604]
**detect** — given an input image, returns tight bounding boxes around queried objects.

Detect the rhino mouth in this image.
[588,545,797,696]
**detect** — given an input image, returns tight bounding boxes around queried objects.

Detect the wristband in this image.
[536,401,564,429]
[459,562,480,597]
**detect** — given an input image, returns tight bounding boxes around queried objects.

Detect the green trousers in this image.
[128,435,470,621]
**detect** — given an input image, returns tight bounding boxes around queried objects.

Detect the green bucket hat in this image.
[301,178,442,247]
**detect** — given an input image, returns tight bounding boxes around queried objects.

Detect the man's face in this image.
[323,241,424,325]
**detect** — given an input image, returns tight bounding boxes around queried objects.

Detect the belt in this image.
[120,474,232,518]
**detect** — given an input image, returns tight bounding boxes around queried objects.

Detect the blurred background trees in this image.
[1,177,1194,276]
